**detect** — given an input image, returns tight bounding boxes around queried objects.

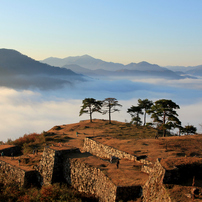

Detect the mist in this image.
[0,76,202,142]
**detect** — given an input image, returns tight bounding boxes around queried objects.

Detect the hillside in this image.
[2,119,202,168]
[1,119,202,201]
[0,49,78,76]
[47,119,202,162]
[0,49,85,90]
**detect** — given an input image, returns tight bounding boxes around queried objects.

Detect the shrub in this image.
[13,133,40,147]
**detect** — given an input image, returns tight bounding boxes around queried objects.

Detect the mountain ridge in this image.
[0,49,78,76]
[41,55,202,77]
[0,48,85,90]
[41,55,196,79]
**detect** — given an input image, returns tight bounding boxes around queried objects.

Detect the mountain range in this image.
[0,49,85,90]
[41,55,199,79]
[0,48,201,91]
[165,65,202,76]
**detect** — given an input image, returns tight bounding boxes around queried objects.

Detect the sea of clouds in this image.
[0,77,202,142]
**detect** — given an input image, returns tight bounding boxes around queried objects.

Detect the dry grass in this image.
[75,156,148,186]
[1,119,202,202]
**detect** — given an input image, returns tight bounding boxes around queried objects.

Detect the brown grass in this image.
[1,119,202,202]
[75,156,148,186]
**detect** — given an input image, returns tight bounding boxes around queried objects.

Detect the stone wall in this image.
[0,159,37,187]
[64,158,116,202]
[141,164,154,174]
[143,159,171,202]
[83,137,136,161]
[83,137,153,166]
[63,158,141,202]
[36,146,80,185]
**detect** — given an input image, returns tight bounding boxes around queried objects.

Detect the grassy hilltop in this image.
[1,119,202,201]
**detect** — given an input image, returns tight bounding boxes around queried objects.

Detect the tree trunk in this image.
[144,110,146,126]
[109,106,111,124]
[89,106,92,122]
[90,113,92,122]
[163,111,166,137]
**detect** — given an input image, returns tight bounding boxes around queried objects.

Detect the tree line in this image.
[79,97,197,137]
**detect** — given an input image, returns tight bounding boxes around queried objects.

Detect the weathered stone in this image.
[0,159,37,187]
[143,159,171,202]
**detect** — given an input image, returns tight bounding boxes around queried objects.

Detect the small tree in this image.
[127,106,143,126]
[138,99,153,126]
[102,98,122,124]
[79,98,102,122]
[148,99,181,137]
[182,125,197,135]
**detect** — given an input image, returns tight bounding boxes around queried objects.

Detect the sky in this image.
[0,0,202,142]
[1,0,202,66]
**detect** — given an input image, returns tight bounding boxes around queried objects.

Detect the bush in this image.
[0,182,94,202]
[13,133,40,147]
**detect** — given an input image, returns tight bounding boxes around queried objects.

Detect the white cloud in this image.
[0,88,82,141]
[0,76,202,142]
[131,77,202,90]
[179,101,202,133]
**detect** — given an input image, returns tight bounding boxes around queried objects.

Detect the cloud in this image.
[0,76,202,142]
[0,87,82,141]
[179,101,202,132]
[131,77,202,90]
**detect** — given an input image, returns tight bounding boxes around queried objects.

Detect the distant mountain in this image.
[51,56,196,79]
[165,66,196,72]
[41,55,125,71]
[165,65,202,77]
[42,55,196,79]
[115,69,186,79]
[0,49,85,90]
[63,64,194,80]
[186,65,202,76]
[0,49,79,76]
[125,61,168,71]
[62,64,94,75]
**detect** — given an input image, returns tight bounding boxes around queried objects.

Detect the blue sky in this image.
[1,0,202,66]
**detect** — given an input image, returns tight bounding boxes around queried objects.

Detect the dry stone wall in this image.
[0,159,37,187]
[63,158,141,202]
[36,146,80,185]
[84,137,136,161]
[84,137,153,166]
[36,147,55,185]
[1,140,182,201]
[143,159,171,202]
[64,158,116,202]
[141,164,154,174]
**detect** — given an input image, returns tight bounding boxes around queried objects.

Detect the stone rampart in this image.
[63,157,141,202]
[83,137,153,167]
[141,164,154,174]
[83,137,136,161]
[36,146,80,185]
[0,159,37,187]
[36,146,142,201]
[143,158,171,202]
